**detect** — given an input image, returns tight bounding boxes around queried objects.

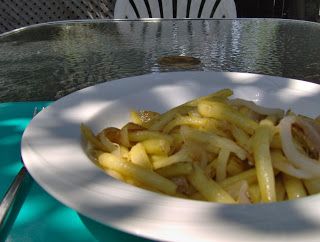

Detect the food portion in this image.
[81,88,320,204]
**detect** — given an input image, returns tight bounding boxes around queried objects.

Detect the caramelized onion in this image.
[229,99,284,118]
[295,116,320,154]
[278,116,320,178]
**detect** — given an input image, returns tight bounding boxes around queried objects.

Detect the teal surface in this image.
[0,102,154,242]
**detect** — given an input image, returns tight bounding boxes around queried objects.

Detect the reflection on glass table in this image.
[0,19,319,102]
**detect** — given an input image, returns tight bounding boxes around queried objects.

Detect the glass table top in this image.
[0,19,319,102]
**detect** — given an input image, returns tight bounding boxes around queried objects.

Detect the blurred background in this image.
[0,0,319,34]
[235,0,320,22]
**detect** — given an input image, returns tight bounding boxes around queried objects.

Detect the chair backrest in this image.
[114,0,237,19]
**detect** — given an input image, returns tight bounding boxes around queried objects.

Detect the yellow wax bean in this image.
[198,100,259,135]
[152,145,191,169]
[216,148,231,182]
[129,143,152,169]
[219,168,257,189]
[155,162,193,177]
[227,156,249,176]
[187,164,235,204]
[149,106,194,131]
[81,123,116,152]
[275,175,286,202]
[283,174,307,200]
[304,178,320,195]
[98,153,177,195]
[163,116,210,134]
[186,88,233,106]
[252,124,276,203]
[248,183,261,203]
[128,130,173,143]
[230,125,251,151]
[142,139,171,156]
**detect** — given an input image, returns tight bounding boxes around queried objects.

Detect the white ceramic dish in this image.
[21,71,320,242]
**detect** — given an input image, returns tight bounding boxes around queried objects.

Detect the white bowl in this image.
[21,71,320,242]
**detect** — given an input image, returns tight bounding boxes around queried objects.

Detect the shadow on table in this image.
[0,177,33,242]
[0,101,50,242]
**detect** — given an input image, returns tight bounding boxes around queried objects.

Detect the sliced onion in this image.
[271,150,312,179]
[278,115,320,178]
[229,98,284,118]
[226,180,251,204]
[98,132,118,152]
[295,116,320,153]
[238,181,251,204]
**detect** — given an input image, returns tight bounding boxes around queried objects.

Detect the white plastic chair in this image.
[114,0,237,19]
